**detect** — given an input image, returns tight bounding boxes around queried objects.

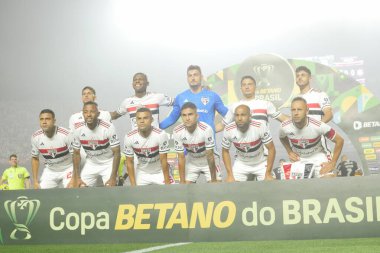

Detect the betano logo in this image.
[4,196,40,240]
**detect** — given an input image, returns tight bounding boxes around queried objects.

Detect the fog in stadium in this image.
[0,0,379,173]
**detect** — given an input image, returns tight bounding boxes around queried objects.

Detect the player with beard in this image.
[222,105,276,182]
[72,102,121,187]
[124,107,171,186]
[279,97,344,178]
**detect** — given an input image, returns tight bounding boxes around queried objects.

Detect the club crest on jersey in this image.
[48,149,57,158]
[240,144,251,152]
[88,140,98,150]
[201,97,209,105]
[299,139,309,148]
[141,148,151,157]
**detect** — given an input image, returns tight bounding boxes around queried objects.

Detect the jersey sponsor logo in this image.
[201,97,209,105]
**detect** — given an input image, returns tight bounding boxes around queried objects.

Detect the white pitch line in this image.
[123,242,192,253]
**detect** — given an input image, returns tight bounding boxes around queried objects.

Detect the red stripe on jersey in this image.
[152,127,162,134]
[32,130,44,138]
[75,122,85,129]
[326,128,336,140]
[250,121,261,128]
[290,136,320,145]
[133,146,159,152]
[252,109,267,114]
[281,120,292,127]
[80,139,109,145]
[234,139,261,147]
[309,118,322,126]
[127,104,159,112]
[198,122,207,130]
[127,129,138,137]
[39,146,68,153]
[57,128,69,135]
[184,142,205,148]
[174,124,186,133]
[226,124,237,131]
[307,103,321,109]
[99,120,110,128]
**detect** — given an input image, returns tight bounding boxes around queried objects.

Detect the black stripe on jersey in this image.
[308,110,324,116]
[82,142,110,151]
[130,109,159,118]
[292,138,321,150]
[186,146,206,154]
[135,150,159,158]
[41,149,70,160]
[252,115,268,122]
[234,142,262,153]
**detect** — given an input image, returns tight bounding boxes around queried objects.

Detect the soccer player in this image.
[31,109,73,189]
[69,86,111,131]
[72,102,121,187]
[219,75,288,131]
[124,107,171,186]
[159,65,228,132]
[173,102,221,184]
[337,155,363,176]
[0,154,30,190]
[279,97,344,178]
[295,66,332,123]
[222,105,276,182]
[111,73,173,129]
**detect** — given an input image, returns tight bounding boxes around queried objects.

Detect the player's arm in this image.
[0,177,4,186]
[214,93,228,117]
[104,146,121,187]
[177,152,186,184]
[31,156,40,189]
[321,107,333,123]
[24,177,31,189]
[160,153,170,184]
[206,149,217,182]
[159,98,181,129]
[320,133,344,175]
[279,136,300,162]
[110,111,122,120]
[264,141,276,180]
[126,156,136,186]
[71,148,85,188]
[222,148,235,182]
[215,122,225,133]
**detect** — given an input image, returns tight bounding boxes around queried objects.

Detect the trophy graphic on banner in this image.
[253,64,275,87]
[4,196,40,240]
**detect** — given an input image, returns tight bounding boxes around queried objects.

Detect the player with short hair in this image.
[69,86,112,131]
[222,105,276,182]
[124,107,171,186]
[219,75,288,131]
[295,66,332,123]
[159,65,228,132]
[0,154,31,190]
[31,109,73,189]
[72,102,121,187]
[337,155,363,176]
[279,97,344,178]
[173,102,221,183]
[111,73,173,129]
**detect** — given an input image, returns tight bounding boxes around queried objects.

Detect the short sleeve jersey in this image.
[279,117,336,158]
[69,110,111,132]
[124,127,169,173]
[223,99,281,125]
[72,119,120,164]
[300,88,331,120]
[173,122,215,167]
[31,127,72,171]
[2,166,30,190]
[222,120,273,165]
[116,92,173,129]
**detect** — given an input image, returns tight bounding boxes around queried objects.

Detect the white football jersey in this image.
[72,119,120,164]
[173,122,215,167]
[279,117,336,158]
[116,92,173,129]
[69,110,111,132]
[31,126,72,172]
[222,120,273,165]
[223,99,281,126]
[124,127,170,173]
[300,88,331,120]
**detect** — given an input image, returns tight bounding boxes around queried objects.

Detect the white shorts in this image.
[186,163,222,182]
[299,152,329,178]
[232,159,267,182]
[40,166,73,189]
[81,159,113,187]
[136,170,174,186]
